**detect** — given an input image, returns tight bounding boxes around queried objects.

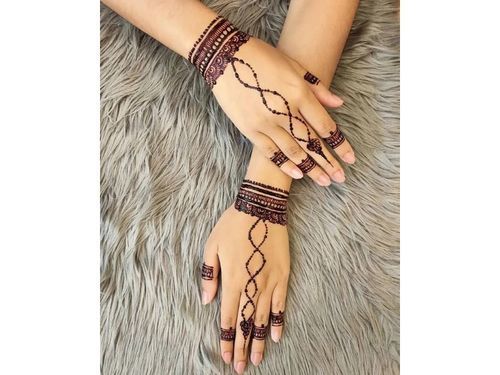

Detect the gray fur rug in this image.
[100,1,400,374]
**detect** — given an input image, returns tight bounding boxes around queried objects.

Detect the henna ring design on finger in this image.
[270,311,284,326]
[297,155,316,174]
[234,180,289,348]
[201,263,214,280]
[220,327,236,341]
[304,71,320,85]
[270,150,288,167]
[252,323,268,340]
[324,126,346,149]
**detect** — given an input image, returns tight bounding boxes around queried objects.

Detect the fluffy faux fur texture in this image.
[100,1,400,374]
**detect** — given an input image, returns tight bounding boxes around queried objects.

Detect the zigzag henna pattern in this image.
[252,324,268,340]
[230,58,329,162]
[201,263,214,280]
[297,155,316,174]
[234,180,289,347]
[220,327,236,341]
[324,126,346,149]
[270,310,284,326]
[270,150,288,167]
[304,71,320,85]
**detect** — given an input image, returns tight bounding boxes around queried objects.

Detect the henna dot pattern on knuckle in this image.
[234,180,289,347]
[270,150,289,167]
[229,58,330,162]
[324,126,346,149]
[252,324,268,340]
[220,327,236,341]
[304,71,321,85]
[270,310,285,326]
[201,262,214,280]
[297,155,316,174]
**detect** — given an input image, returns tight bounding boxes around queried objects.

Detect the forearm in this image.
[101,0,216,58]
[246,0,359,186]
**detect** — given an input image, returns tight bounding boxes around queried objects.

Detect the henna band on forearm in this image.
[234,180,289,347]
[304,71,320,85]
[297,155,316,174]
[188,16,250,88]
[252,324,268,340]
[324,127,346,149]
[270,310,284,326]
[220,327,236,341]
[270,150,288,167]
[201,263,214,280]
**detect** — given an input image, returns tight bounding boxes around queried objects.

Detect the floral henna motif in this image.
[324,127,346,149]
[230,58,329,162]
[220,327,236,341]
[297,155,316,174]
[201,263,214,280]
[304,71,320,85]
[270,150,288,167]
[252,324,268,340]
[270,311,284,326]
[234,180,289,347]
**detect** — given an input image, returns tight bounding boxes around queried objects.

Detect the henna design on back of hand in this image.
[234,180,289,347]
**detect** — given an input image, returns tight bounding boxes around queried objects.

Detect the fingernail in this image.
[235,361,245,374]
[222,351,232,364]
[332,170,345,183]
[202,291,209,305]
[251,352,262,366]
[343,152,355,164]
[318,175,331,186]
[271,331,281,343]
[291,168,303,179]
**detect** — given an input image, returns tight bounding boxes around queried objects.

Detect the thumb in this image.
[308,81,344,108]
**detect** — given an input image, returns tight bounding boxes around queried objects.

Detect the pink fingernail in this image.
[333,170,345,183]
[291,169,303,179]
[235,361,245,374]
[318,175,331,186]
[343,152,355,164]
[271,330,281,343]
[202,291,209,305]
[251,352,263,366]
[222,351,232,364]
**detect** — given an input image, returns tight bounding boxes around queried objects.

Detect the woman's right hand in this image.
[212,37,356,186]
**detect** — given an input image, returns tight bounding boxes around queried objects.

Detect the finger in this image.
[233,292,259,374]
[270,283,288,343]
[304,72,344,108]
[264,127,331,187]
[201,239,220,305]
[250,292,272,367]
[251,132,303,180]
[220,288,240,364]
[300,98,356,165]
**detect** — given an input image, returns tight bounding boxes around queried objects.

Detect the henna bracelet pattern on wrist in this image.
[304,71,320,85]
[201,263,214,280]
[188,16,222,62]
[220,327,236,341]
[234,180,289,347]
[270,150,288,167]
[252,324,268,340]
[324,126,346,149]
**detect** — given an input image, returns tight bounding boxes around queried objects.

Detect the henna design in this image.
[270,150,288,167]
[201,263,214,280]
[234,180,288,347]
[220,327,236,341]
[230,58,329,161]
[188,16,222,62]
[270,311,284,326]
[297,155,316,174]
[324,127,346,149]
[304,71,320,85]
[252,324,268,340]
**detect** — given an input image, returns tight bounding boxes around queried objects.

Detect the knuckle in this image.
[221,315,234,328]
[286,144,304,159]
[272,299,284,310]
[255,311,268,324]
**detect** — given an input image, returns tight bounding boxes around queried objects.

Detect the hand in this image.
[212,37,356,186]
[201,205,290,373]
